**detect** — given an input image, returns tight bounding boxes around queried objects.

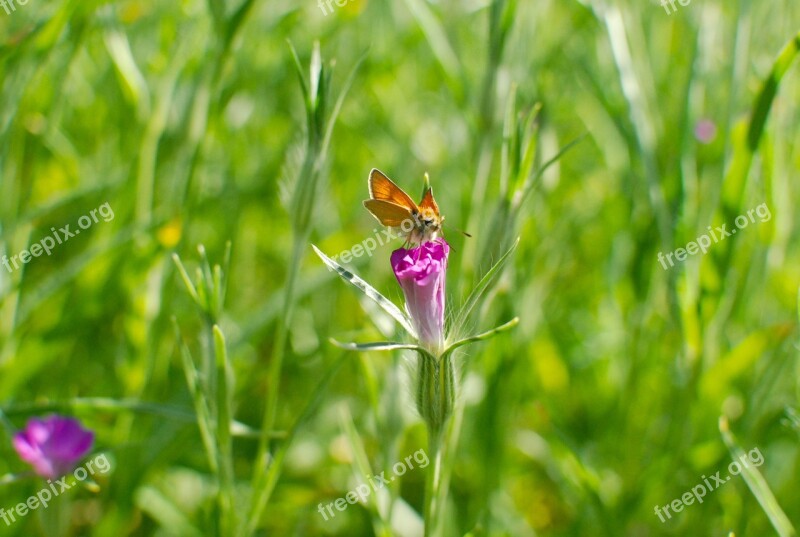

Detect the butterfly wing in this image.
[368,169,418,210]
[417,187,440,221]
[363,199,415,227]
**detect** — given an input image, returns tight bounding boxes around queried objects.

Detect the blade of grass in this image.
[214,325,236,535]
[722,30,800,218]
[453,238,519,331]
[173,320,218,475]
[442,317,519,359]
[330,338,436,361]
[720,417,795,537]
[313,245,416,337]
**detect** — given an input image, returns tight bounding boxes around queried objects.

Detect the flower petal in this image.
[391,239,449,354]
[12,415,95,479]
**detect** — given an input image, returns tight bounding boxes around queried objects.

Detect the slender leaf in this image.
[330,338,437,361]
[173,320,218,474]
[214,325,236,535]
[442,317,518,360]
[720,417,795,537]
[512,134,587,211]
[748,32,800,151]
[313,245,416,337]
[453,238,519,330]
[172,253,201,307]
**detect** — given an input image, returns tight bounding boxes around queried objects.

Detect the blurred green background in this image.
[1,0,799,535]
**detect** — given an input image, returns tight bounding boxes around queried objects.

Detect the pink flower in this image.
[13,415,94,479]
[390,239,449,354]
[694,119,717,144]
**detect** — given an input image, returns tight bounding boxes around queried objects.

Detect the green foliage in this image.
[0,0,799,536]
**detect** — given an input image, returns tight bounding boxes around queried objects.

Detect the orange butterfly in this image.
[363,168,443,246]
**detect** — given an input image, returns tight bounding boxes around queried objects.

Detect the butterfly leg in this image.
[403,232,413,250]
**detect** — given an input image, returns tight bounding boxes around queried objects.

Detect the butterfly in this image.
[363,168,443,246]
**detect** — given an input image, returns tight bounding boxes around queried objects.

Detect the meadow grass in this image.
[1,0,799,535]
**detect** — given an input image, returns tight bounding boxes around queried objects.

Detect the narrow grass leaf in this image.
[172,254,201,307]
[214,325,236,535]
[454,238,519,330]
[173,320,218,474]
[723,31,800,217]
[443,317,518,359]
[512,134,586,211]
[747,32,800,151]
[312,245,416,337]
[720,417,796,537]
[330,338,436,361]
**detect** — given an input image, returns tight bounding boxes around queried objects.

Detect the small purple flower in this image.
[391,239,449,354]
[694,119,717,144]
[13,415,94,479]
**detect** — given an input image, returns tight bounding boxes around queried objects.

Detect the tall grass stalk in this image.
[246,43,361,535]
[172,244,235,536]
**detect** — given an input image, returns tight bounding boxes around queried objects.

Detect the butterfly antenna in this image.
[442,221,472,238]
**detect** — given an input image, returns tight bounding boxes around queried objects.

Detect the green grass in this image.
[1,0,800,535]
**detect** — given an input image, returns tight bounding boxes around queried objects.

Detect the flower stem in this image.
[417,350,455,536]
[424,427,444,537]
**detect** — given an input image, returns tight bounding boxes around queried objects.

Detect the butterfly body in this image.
[363,168,443,245]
